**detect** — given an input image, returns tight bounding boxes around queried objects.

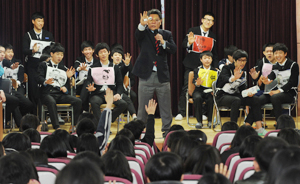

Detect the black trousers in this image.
[122,94,136,115]
[5,93,21,126]
[27,66,40,115]
[192,91,213,123]
[41,93,82,129]
[177,68,191,116]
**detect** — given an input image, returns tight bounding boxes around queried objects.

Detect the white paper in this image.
[30,40,52,59]
[46,66,67,87]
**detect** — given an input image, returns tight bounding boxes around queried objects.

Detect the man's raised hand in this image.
[140,11,148,26]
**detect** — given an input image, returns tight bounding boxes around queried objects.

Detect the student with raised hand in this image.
[219,45,238,71]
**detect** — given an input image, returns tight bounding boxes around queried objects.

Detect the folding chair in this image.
[212,130,236,150]
[225,153,241,172]
[219,142,231,154]
[31,142,41,149]
[39,131,51,142]
[135,142,154,156]
[126,156,146,184]
[48,158,70,171]
[36,167,58,184]
[131,169,144,184]
[136,153,147,165]
[24,73,29,98]
[229,157,254,183]
[162,131,175,151]
[264,129,280,138]
[182,174,202,184]
[134,146,150,160]
[67,152,76,159]
[104,176,132,184]
[238,166,255,181]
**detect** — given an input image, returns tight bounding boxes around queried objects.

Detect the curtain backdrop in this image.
[0,0,296,116]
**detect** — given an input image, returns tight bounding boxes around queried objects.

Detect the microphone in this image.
[154,29,158,35]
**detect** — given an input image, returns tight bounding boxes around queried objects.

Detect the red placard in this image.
[192,35,214,53]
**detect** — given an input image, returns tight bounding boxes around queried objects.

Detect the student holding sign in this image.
[23,12,54,115]
[86,42,127,124]
[37,43,82,130]
[176,12,218,121]
[193,51,218,129]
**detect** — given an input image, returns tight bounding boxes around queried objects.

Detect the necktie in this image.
[37,34,41,40]
[203,32,207,37]
[54,65,57,68]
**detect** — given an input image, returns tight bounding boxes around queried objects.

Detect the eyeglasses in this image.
[149,17,160,22]
[203,18,214,22]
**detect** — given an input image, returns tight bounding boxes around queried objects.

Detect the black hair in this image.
[239,135,262,158]
[277,128,300,146]
[197,173,231,184]
[267,147,300,184]
[23,128,41,143]
[94,42,110,56]
[42,45,52,55]
[26,149,48,166]
[111,43,124,56]
[81,40,94,51]
[262,43,275,52]
[203,12,215,19]
[73,151,105,173]
[102,150,133,182]
[224,45,238,57]
[200,51,213,59]
[31,12,44,20]
[2,132,31,152]
[173,136,200,163]
[0,152,39,184]
[147,9,162,19]
[39,53,51,62]
[221,121,239,131]
[232,49,248,61]
[3,43,13,50]
[187,130,207,144]
[166,130,188,151]
[78,112,98,128]
[50,42,65,53]
[169,124,184,131]
[124,120,145,139]
[145,152,183,182]
[117,128,135,145]
[40,135,68,158]
[275,166,300,184]
[108,135,135,157]
[0,142,4,158]
[254,137,288,172]
[56,159,104,184]
[230,125,257,148]
[184,145,221,175]
[277,114,295,129]
[77,133,100,155]
[76,118,96,137]
[52,129,75,153]
[20,114,40,131]
[272,43,288,53]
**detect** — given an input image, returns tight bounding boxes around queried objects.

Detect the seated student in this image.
[23,128,41,143]
[73,151,105,173]
[198,173,231,184]
[173,136,200,163]
[52,129,76,153]
[169,124,184,131]
[86,42,127,123]
[116,128,136,145]
[37,43,82,129]
[260,43,299,126]
[40,135,68,158]
[77,133,100,155]
[111,44,137,119]
[221,121,239,131]
[20,114,41,132]
[193,51,218,128]
[277,128,300,146]
[107,135,135,157]
[26,149,57,170]
[166,130,188,152]
[277,114,296,129]
[187,130,207,144]
[235,137,288,184]
[56,159,104,184]
[216,49,265,135]
[2,132,31,154]
[123,99,157,147]
[145,152,183,182]
[76,117,96,137]
[0,152,39,184]
[238,135,262,158]
[218,45,238,70]
[3,43,26,95]
[274,166,300,184]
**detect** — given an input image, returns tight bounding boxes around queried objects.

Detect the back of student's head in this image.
[3,132,31,152]
[77,133,100,155]
[197,173,231,184]
[221,121,239,131]
[20,114,40,131]
[173,136,200,163]
[231,125,257,148]
[232,49,248,61]
[52,129,75,153]
[255,137,288,172]
[95,42,110,55]
[277,114,295,129]
[187,130,207,144]
[275,166,300,184]
[267,147,300,184]
[167,130,188,151]
[239,135,263,158]
[277,128,300,146]
[101,150,132,182]
[124,120,145,139]
[0,152,39,184]
[50,43,65,54]
[224,45,238,58]
[145,152,183,182]
[116,128,135,145]
[184,145,221,175]
[169,124,184,132]
[26,149,48,166]
[23,128,41,143]
[32,12,44,20]
[262,43,275,52]
[76,117,96,137]
[73,151,105,173]
[81,40,94,51]
[56,159,104,184]
[40,135,67,158]
[108,135,135,157]
[272,43,288,53]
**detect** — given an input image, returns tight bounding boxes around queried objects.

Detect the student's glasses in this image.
[203,18,214,22]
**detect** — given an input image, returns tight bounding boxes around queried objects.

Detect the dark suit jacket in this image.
[182,26,218,69]
[86,61,123,96]
[115,61,135,87]
[37,61,70,96]
[132,27,177,83]
[23,29,54,68]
